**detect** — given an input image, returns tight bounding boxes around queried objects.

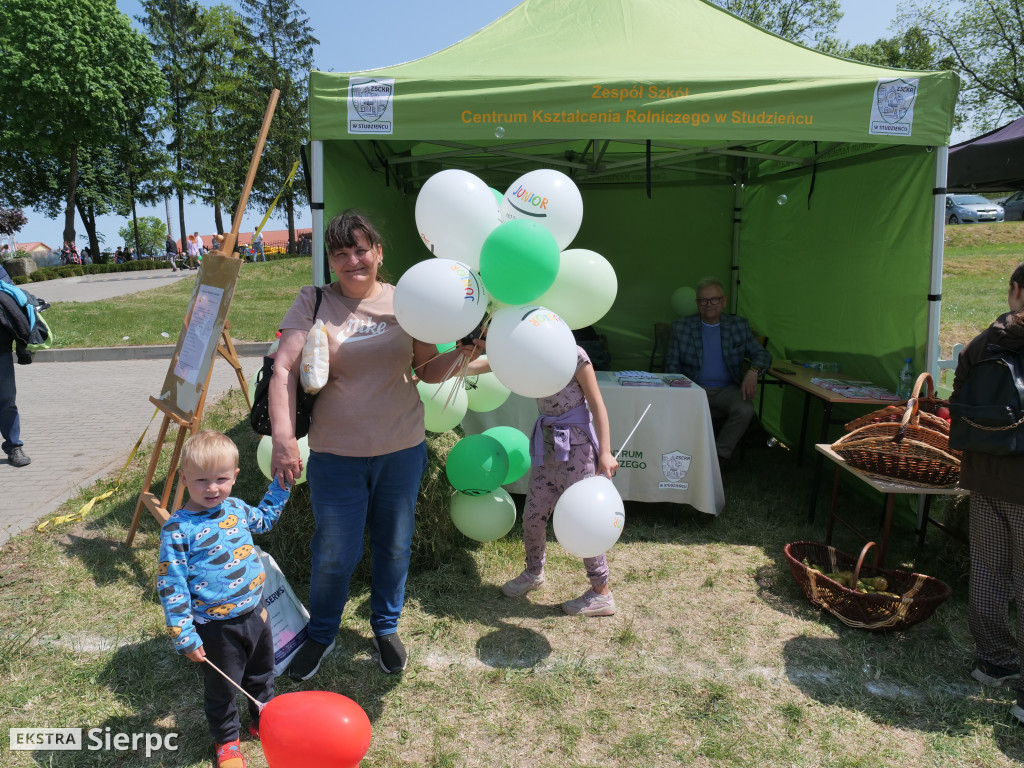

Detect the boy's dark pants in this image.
[195,601,274,743]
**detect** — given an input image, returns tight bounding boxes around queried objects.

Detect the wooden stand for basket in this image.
[124,88,280,547]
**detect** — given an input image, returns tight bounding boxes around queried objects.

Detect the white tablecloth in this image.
[460,371,725,515]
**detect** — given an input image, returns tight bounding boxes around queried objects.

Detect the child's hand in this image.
[598,451,619,479]
[185,646,207,663]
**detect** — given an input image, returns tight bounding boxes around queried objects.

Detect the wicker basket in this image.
[844,372,951,432]
[832,397,960,486]
[784,541,951,631]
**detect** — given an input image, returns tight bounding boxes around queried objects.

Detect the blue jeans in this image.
[0,348,21,453]
[305,443,427,643]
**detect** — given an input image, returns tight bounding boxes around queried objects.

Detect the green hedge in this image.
[10,252,309,284]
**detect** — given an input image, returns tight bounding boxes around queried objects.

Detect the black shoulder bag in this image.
[250,287,323,438]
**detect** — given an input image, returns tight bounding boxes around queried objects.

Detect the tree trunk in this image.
[177,186,187,260]
[62,141,80,245]
[214,202,224,236]
[286,194,295,253]
[74,198,100,262]
[131,197,141,256]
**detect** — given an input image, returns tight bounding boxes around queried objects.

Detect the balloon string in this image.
[614,403,652,462]
[204,658,266,712]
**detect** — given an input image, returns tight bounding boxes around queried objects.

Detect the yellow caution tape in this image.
[37,408,159,531]
[253,160,301,240]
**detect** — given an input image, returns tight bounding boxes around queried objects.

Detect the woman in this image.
[952,260,1024,722]
[186,234,200,270]
[270,211,475,680]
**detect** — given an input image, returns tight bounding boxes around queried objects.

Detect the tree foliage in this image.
[898,0,1024,132]
[237,0,318,247]
[0,206,27,237]
[711,0,842,47]
[0,0,165,243]
[843,26,954,72]
[118,216,166,256]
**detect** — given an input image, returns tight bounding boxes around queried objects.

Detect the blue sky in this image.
[15,0,911,248]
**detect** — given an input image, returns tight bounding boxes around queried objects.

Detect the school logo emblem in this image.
[869,78,918,137]
[348,77,395,135]
[661,451,691,483]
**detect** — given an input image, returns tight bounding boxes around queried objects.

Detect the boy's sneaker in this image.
[971,660,1020,687]
[500,570,545,597]
[372,633,408,674]
[286,638,335,682]
[561,588,617,617]
[215,739,246,768]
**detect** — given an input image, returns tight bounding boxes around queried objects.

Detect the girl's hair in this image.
[180,430,238,474]
[187,234,195,243]
[324,210,392,283]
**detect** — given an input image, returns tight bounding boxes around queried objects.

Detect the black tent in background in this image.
[948,117,1024,192]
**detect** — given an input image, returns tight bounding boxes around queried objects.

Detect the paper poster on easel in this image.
[157,252,243,421]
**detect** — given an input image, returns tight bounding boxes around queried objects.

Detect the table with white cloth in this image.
[460,371,725,515]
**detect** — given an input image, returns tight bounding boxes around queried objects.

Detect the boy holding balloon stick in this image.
[157,430,291,768]
[472,346,620,615]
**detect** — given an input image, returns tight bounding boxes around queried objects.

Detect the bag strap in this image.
[983,344,1024,407]
[312,286,323,320]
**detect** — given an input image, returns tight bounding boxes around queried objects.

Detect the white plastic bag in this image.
[256,547,310,677]
[300,319,330,394]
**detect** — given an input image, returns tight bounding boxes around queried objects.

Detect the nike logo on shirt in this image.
[339,317,390,344]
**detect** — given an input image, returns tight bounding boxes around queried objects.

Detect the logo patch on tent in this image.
[869,78,918,137]
[348,77,394,135]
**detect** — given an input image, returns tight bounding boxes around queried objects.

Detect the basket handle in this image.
[851,541,876,587]
[910,371,935,401]
[893,397,920,442]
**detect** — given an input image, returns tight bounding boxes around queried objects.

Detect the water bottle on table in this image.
[896,357,914,399]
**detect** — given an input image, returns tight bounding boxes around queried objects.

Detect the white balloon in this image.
[464,362,512,412]
[500,169,583,250]
[552,475,625,558]
[486,305,577,398]
[415,169,500,269]
[393,258,488,344]
[418,378,469,433]
[534,249,617,329]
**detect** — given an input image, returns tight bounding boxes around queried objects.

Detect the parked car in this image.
[945,194,1004,224]
[1001,190,1024,221]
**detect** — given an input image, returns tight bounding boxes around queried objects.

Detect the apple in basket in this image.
[935,406,951,422]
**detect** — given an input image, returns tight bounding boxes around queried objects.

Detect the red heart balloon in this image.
[261,691,371,768]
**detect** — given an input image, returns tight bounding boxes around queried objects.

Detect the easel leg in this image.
[125,413,172,547]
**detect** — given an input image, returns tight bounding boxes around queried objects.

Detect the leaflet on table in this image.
[613,372,692,387]
[810,377,901,400]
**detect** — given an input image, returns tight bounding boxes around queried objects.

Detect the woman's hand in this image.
[271,436,302,488]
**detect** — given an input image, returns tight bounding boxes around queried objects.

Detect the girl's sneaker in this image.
[501,570,545,597]
[215,739,246,768]
[561,589,616,617]
[247,722,259,740]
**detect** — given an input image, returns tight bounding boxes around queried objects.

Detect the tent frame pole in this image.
[730,161,745,315]
[312,140,325,287]
[927,146,948,377]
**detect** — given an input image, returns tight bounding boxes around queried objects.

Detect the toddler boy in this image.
[157,430,289,768]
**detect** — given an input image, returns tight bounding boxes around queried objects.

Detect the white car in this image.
[945,194,1004,224]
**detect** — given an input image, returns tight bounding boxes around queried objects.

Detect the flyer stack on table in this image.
[461,371,725,515]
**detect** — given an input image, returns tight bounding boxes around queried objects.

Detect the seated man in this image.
[664,277,771,464]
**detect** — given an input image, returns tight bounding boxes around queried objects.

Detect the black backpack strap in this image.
[312,286,323,320]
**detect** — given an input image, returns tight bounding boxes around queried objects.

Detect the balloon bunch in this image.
[397,167,620,545]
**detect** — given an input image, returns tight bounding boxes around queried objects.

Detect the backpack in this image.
[949,344,1024,455]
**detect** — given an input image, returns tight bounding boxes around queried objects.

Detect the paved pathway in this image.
[0,268,266,547]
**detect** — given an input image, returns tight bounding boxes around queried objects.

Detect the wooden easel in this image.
[125,88,280,547]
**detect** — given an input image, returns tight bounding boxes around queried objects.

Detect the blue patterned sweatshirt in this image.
[157,480,289,655]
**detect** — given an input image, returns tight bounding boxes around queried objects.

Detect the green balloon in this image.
[479,219,560,305]
[449,488,517,542]
[436,341,457,354]
[483,426,531,484]
[445,434,509,495]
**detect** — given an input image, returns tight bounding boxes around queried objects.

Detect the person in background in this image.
[186,234,200,270]
[952,260,1024,724]
[269,210,480,680]
[194,232,206,255]
[0,261,29,467]
[165,235,179,272]
[114,246,124,263]
[252,231,265,262]
[664,276,771,468]
[0,244,10,260]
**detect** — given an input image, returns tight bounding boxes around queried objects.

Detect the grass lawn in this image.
[2,227,1024,767]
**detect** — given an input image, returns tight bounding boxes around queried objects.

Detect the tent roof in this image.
[310,0,958,150]
[948,116,1024,192]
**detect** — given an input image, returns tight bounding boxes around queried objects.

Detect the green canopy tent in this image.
[307,0,959,445]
